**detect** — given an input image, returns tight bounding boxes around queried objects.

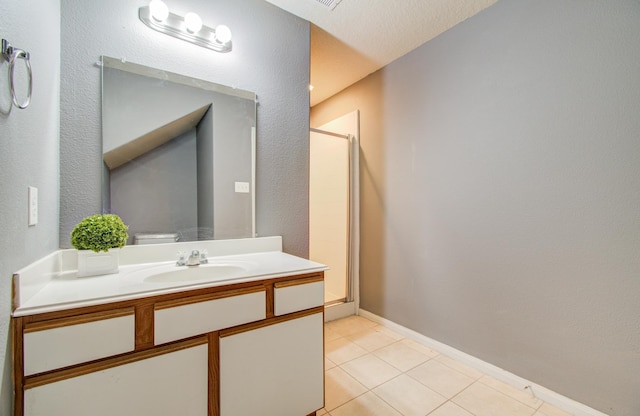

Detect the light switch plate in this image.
[234,182,250,193]
[28,186,38,226]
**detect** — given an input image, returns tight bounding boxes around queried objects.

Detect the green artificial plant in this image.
[70,214,129,253]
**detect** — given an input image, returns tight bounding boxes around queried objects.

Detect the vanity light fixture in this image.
[149,0,169,21]
[184,12,203,33]
[139,0,232,53]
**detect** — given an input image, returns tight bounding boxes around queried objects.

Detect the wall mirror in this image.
[101,56,256,244]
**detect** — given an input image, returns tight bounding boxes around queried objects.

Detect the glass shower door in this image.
[310,129,351,305]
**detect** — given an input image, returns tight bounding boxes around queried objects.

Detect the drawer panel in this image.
[274,279,324,316]
[155,288,266,345]
[24,309,135,376]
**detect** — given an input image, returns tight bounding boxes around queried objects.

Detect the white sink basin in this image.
[143,263,249,283]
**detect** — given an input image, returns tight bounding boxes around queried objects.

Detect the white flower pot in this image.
[77,249,120,277]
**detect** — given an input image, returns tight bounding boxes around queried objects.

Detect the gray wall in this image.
[0,1,61,414]
[311,1,640,415]
[211,97,255,240]
[197,99,255,240]
[110,130,198,244]
[197,108,215,240]
[60,0,310,257]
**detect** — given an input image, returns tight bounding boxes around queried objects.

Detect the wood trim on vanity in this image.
[208,332,220,416]
[16,272,324,324]
[135,303,155,350]
[23,307,135,333]
[274,275,324,289]
[265,283,275,318]
[12,274,20,313]
[12,317,24,416]
[23,336,209,390]
[219,306,324,338]
[154,285,266,311]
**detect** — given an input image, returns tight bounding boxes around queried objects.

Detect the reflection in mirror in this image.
[101,56,256,244]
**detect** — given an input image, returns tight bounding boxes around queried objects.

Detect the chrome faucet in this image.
[177,249,209,266]
[186,250,201,266]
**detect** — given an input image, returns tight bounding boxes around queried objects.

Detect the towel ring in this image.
[2,39,32,109]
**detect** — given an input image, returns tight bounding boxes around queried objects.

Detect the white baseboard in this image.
[358,309,609,416]
[324,301,356,322]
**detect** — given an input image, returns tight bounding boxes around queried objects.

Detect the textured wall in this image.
[60,0,310,257]
[311,1,640,414]
[0,1,61,414]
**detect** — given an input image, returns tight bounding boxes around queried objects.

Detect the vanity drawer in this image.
[23,308,135,376]
[154,286,266,345]
[274,276,324,316]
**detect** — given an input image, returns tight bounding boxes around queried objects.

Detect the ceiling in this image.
[264,0,498,106]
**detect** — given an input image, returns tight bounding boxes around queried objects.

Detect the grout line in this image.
[325,317,551,416]
[446,382,486,416]
[367,378,409,416]
[475,377,544,411]
[326,390,368,414]
[357,311,608,416]
[425,400,452,416]
[433,354,484,380]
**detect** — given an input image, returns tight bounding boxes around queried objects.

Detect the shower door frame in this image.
[310,122,360,321]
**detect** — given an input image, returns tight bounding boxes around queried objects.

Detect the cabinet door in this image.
[219,312,324,416]
[25,341,208,416]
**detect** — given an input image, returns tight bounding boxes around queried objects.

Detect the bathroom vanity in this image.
[11,237,326,416]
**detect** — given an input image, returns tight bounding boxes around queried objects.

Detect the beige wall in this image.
[311,1,640,414]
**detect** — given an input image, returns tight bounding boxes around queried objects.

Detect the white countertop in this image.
[13,237,327,317]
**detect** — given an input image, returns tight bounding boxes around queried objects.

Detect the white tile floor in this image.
[318,316,573,416]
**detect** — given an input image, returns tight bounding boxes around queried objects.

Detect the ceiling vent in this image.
[313,0,343,11]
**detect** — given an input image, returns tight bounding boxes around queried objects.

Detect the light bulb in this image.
[184,12,203,33]
[149,0,169,22]
[214,25,232,44]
